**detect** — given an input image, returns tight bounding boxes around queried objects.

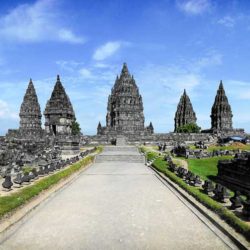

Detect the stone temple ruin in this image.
[96,63,154,143]
[210,81,233,133]
[174,89,197,132]
[0,76,80,176]
[44,75,76,136]
[44,75,80,155]
[19,79,43,135]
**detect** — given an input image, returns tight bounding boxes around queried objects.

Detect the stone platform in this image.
[95,146,145,163]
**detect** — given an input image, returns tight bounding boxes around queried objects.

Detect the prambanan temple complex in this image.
[0,63,249,194]
[92,63,243,144]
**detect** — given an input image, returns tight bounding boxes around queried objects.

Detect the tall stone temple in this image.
[97,63,153,141]
[19,79,42,135]
[174,89,197,132]
[44,75,76,136]
[210,81,233,132]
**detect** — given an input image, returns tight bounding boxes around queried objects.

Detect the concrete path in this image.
[0,148,238,249]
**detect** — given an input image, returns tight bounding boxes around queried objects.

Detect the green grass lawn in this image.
[187,143,250,152]
[207,144,250,152]
[187,156,232,181]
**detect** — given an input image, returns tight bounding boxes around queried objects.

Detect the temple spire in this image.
[219,80,223,89]
[120,62,130,78]
[211,81,233,132]
[122,62,128,72]
[19,79,42,132]
[174,89,197,132]
[44,76,75,135]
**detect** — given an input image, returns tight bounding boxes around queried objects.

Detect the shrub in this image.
[176,123,201,133]
[72,120,81,135]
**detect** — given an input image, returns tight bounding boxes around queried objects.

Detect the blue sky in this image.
[0,0,249,135]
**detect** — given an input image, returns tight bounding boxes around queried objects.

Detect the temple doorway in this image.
[52,125,57,135]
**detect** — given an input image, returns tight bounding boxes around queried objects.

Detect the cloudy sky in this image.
[0,0,249,135]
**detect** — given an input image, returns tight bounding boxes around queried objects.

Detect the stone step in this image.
[95,154,145,163]
[103,146,138,152]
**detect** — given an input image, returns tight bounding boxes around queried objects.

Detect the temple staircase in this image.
[95,146,145,163]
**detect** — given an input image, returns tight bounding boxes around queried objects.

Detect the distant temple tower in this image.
[211,81,233,132]
[174,89,197,132]
[146,122,154,134]
[97,63,153,137]
[44,75,75,135]
[19,79,42,133]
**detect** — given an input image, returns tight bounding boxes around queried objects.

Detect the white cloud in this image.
[226,80,250,100]
[218,16,235,28]
[58,29,84,44]
[93,41,122,61]
[94,62,112,69]
[56,60,84,72]
[177,0,211,15]
[0,0,84,43]
[190,51,222,71]
[79,68,93,79]
[0,100,18,120]
[137,64,201,105]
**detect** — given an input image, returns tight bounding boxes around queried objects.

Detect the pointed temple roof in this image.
[19,79,42,130]
[112,63,139,94]
[44,75,75,118]
[211,80,233,131]
[174,89,197,132]
[176,89,195,115]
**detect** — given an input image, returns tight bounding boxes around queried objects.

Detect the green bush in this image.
[72,120,81,135]
[176,123,201,133]
[22,166,33,174]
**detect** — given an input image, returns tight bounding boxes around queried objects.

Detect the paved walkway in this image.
[0,147,238,250]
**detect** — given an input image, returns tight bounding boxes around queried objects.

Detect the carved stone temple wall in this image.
[96,63,154,143]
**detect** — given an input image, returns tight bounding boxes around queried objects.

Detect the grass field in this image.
[187,142,250,152]
[208,144,250,152]
[207,144,250,152]
[187,156,233,181]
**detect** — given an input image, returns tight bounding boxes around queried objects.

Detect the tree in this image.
[72,120,81,135]
[176,123,201,133]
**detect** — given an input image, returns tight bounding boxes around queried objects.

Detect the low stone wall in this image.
[84,133,214,145]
